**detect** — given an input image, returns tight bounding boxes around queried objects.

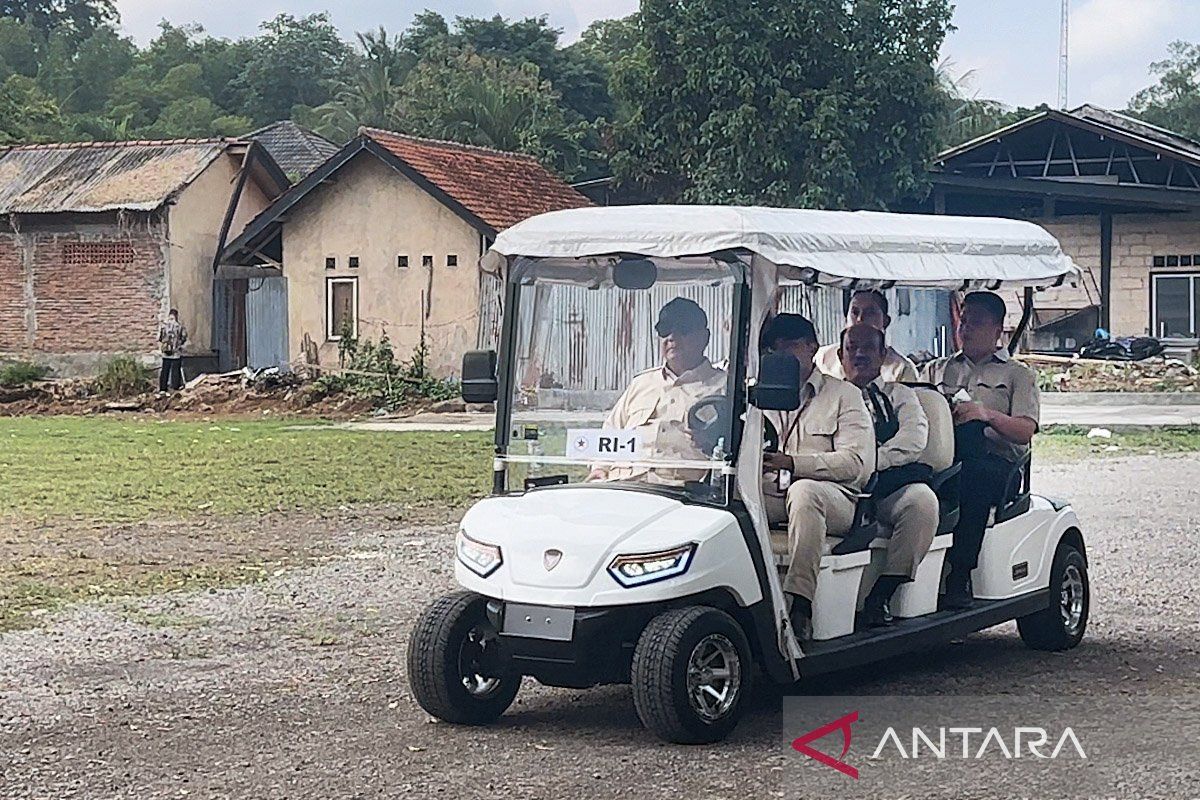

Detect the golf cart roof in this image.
[486,205,1080,290]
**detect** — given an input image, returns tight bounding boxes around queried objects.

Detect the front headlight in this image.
[608,543,697,587]
[457,530,503,577]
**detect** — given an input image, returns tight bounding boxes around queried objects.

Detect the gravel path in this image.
[2,454,1199,799]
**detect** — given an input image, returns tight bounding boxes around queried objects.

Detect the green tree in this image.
[308,27,410,141]
[611,0,952,208]
[396,47,589,178]
[0,0,115,45]
[0,73,63,142]
[0,18,39,78]
[233,13,351,125]
[1128,40,1200,141]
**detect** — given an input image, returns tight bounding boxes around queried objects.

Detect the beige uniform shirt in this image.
[816,342,918,383]
[768,371,875,496]
[861,378,928,472]
[599,359,727,482]
[921,348,1040,462]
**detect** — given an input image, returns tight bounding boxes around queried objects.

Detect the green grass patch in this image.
[0,417,492,523]
[1036,425,1200,462]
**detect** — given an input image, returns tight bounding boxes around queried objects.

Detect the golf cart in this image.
[407,206,1090,744]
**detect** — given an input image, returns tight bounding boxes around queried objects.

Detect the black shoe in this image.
[941,570,973,610]
[858,596,892,629]
[788,594,813,641]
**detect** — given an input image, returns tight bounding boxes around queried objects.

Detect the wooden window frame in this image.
[326,276,359,342]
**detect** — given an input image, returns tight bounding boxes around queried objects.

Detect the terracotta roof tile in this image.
[361,127,590,231]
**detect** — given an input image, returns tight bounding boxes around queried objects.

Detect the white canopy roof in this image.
[486,205,1080,289]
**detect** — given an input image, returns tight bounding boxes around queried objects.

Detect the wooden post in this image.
[1099,212,1113,331]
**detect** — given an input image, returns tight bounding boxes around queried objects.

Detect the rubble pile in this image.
[0,367,376,418]
[1028,355,1200,393]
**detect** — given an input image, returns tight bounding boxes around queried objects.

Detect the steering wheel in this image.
[687,395,731,456]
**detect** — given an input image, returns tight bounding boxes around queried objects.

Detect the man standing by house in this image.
[922,291,1040,608]
[158,308,188,392]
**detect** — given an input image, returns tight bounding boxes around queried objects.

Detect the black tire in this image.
[407,590,520,725]
[1018,542,1089,651]
[631,606,752,744]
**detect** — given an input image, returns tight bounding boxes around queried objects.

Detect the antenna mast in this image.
[1058,0,1069,109]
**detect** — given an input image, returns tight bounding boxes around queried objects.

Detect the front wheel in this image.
[407,590,520,724]
[631,606,752,744]
[1018,541,1089,651]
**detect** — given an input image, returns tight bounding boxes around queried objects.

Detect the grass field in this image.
[0,417,492,523]
[2,416,1198,630]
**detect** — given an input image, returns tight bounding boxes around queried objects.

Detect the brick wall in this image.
[0,235,26,352]
[0,221,166,363]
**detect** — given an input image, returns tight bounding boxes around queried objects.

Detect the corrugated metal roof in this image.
[0,140,234,214]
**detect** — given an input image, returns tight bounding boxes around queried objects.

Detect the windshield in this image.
[498,256,743,501]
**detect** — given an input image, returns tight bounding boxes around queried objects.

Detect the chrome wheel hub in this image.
[685,634,741,722]
[458,625,501,697]
[1060,564,1086,636]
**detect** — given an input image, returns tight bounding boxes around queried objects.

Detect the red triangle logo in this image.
[791,710,859,779]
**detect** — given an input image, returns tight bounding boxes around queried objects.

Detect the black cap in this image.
[762,313,817,348]
[655,297,708,337]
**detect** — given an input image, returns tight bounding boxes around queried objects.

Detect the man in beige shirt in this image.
[816,289,918,383]
[761,314,875,638]
[589,297,726,483]
[838,323,938,627]
[922,291,1041,608]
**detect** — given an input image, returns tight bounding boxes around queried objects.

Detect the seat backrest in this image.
[911,386,953,472]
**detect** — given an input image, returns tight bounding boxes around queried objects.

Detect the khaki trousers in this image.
[874,483,938,580]
[766,479,857,601]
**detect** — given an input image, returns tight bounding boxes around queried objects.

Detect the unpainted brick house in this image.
[220,127,590,375]
[0,138,288,374]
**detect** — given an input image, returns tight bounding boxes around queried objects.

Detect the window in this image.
[397,255,409,269]
[446,254,458,268]
[348,256,360,269]
[1151,272,1200,338]
[325,257,336,270]
[422,255,433,268]
[327,277,359,341]
[63,241,135,265]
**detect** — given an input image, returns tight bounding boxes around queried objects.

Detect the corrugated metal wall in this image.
[778,285,845,346]
[514,282,736,392]
[245,276,289,369]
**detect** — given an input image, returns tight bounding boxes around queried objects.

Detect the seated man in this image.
[761,314,875,639]
[588,297,726,483]
[922,291,1040,609]
[838,323,938,627]
[816,289,918,382]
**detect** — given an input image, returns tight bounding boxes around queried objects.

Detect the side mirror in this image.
[461,350,498,404]
[749,352,801,411]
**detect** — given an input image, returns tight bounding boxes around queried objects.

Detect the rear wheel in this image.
[1018,542,1089,651]
[631,606,752,744]
[407,590,520,724]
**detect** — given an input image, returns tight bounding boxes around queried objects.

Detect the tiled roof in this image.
[362,127,590,231]
[0,140,232,213]
[248,121,340,179]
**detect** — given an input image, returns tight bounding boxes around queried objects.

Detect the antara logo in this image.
[791,712,1088,779]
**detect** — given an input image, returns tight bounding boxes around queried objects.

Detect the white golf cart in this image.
[407,206,1090,744]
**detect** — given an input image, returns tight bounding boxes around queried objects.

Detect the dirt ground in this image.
[2,455,1199,799]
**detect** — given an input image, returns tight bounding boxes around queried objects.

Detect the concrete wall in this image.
[281,153,484,375]
[168,151,275,352]
[0,218,168,374]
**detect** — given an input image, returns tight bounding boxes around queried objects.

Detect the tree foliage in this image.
[611,0,953,208]
[1128,40,1200,141]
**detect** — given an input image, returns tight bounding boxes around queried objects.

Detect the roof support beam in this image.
[1042,131,1058,177]
[1065,131,1080,175]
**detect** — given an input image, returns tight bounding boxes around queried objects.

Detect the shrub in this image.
[317,327,460,409]
[0,361,49,387]
[95,356,153,397]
